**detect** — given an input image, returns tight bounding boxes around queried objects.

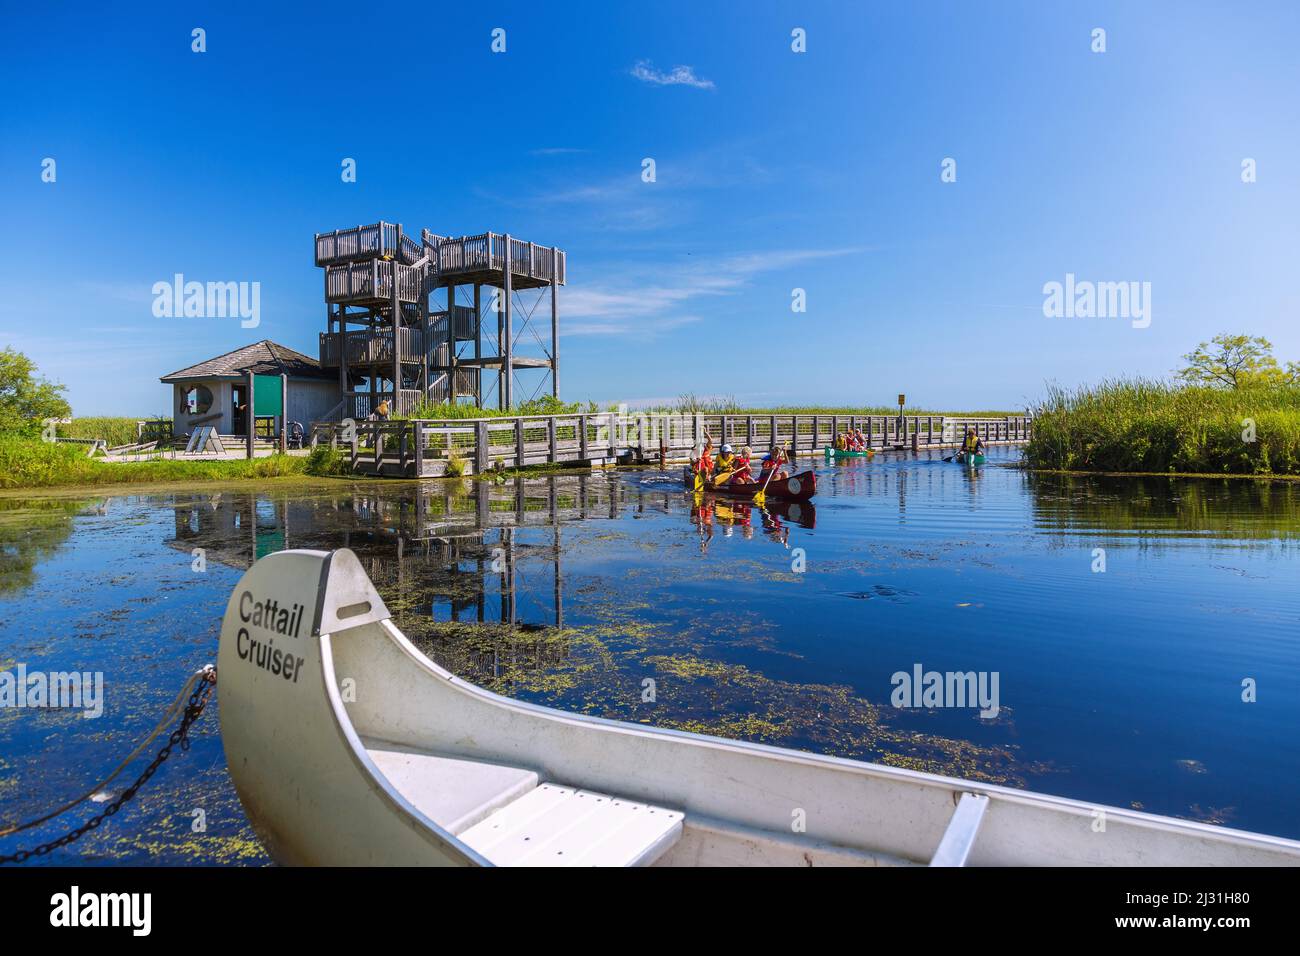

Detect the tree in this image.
[1175,333,1285,389]
[0,348,71,434]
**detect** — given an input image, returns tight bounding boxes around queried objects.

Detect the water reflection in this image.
[4,456,1300,863]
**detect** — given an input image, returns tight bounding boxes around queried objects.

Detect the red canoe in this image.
[681,467,818,501]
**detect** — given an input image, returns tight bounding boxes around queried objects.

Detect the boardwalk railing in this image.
[311,412,1031,478]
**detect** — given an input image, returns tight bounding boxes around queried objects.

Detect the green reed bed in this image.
[1025,379,1300,475]
[56,416,170,447]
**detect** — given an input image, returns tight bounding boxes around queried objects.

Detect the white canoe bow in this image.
[217,549,1300,867]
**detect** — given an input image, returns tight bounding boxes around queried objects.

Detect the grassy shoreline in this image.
[0,436,347,490]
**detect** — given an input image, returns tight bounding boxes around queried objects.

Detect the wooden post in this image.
[413,421,424,477]
[607,411,617,458]
[579,414,589,460]
[547,417,557,463]
[550,246,559,398]
[476,420,489,474]
[245,368,255,460]
[515,417,525,469]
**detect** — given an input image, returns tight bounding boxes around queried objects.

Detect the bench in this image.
[365,741,683,866]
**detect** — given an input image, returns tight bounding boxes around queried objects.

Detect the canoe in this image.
[956,453,986,465]
[824,446,874,459]
[218,547,1300,867]
[681,467,817,501]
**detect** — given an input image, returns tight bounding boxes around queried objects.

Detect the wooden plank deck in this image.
[310,412,1032,478]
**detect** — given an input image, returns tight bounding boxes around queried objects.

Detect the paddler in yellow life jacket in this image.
[713,444,738,487]
[961,427,985,457]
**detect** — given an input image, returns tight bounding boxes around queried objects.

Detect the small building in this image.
[160,340,340,439]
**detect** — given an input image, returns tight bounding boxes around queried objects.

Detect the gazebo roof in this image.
[161,340,332,383]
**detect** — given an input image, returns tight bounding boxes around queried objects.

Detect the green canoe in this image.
[823,446,874,459]
[955,452,986,465]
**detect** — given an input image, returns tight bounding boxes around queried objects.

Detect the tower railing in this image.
[420,231,566,285]
[325,258,430,304]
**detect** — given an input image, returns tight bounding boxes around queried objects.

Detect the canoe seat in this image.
[459,783,684,867]
[365,743,538,836]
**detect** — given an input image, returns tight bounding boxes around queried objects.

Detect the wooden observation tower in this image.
[314,222,565,417]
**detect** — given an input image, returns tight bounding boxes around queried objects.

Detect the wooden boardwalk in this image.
[312,411,1032,478]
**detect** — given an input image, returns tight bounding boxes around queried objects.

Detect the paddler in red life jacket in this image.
[733,446,755,484]
[694,439,714,478]
[760,445,788,482]
[853,428,867,450]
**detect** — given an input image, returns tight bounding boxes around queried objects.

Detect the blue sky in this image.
[2,1,1298,415]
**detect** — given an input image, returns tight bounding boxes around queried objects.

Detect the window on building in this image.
[181,385,214,416]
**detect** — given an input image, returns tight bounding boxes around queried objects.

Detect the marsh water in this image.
[2,446,1298,864]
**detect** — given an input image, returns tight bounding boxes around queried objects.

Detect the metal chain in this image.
[0,666,217,865]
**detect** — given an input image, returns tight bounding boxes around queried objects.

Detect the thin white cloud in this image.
[630,60,715,90]
[530,147,589,156]
[562,248,866,338]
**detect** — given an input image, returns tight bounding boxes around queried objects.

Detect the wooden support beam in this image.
[245,368,255,460]
[503,235,514,410]
[550,247,559,398]
[473,284,482,409]
[446,282,457,402]
[280,373,288,454]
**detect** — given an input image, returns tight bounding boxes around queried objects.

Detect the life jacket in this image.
[733,459,752,483]
[963,433,980,453]
[715,453,736,475]
[697,451,714,473]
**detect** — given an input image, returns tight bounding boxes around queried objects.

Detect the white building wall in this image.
[287,379,342,425]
